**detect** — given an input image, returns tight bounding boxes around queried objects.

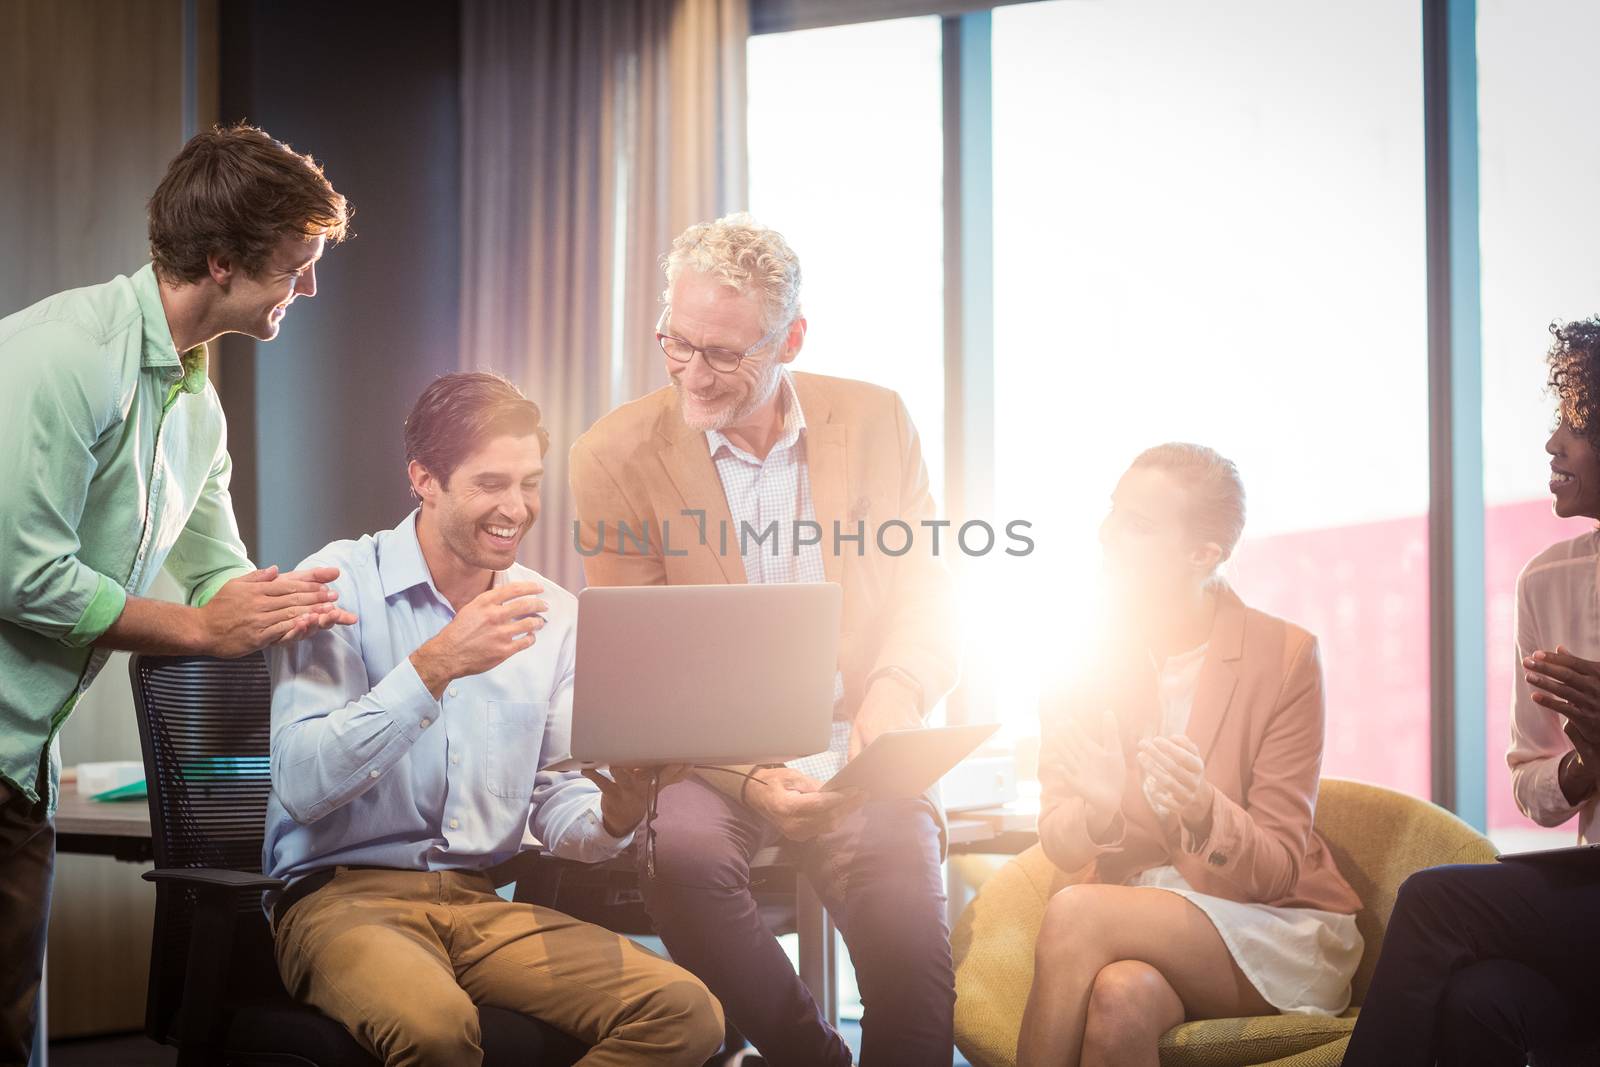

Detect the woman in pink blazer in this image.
[1018,444,1362,1067]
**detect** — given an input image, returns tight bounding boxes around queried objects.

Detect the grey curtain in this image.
[460,0,748,591]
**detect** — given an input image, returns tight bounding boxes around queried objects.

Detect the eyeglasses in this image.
[655,307,789,374]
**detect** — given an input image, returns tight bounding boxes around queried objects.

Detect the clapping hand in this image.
[1137,735,1215,836]
[199,566,358,656]
[1524,646,1600,786]
[1054,709,1127,834]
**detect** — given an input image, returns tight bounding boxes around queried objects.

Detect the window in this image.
[986,0,1432,797]
[747,17,946,1026]
[1477,0,1600,849]
[747,16,946,493]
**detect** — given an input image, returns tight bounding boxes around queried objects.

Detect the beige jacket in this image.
[1039,585,1361,913]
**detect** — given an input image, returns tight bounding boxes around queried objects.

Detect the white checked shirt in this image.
[705,370,849,781]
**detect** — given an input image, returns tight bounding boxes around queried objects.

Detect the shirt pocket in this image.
[484,700,548,799]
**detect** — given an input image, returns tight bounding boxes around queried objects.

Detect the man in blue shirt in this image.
[264,372,724,1067]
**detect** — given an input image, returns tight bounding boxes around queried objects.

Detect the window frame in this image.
[753,0,1489,826]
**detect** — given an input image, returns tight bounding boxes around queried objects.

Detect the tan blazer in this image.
[569,371,959,727]
[1038,584,1360,913]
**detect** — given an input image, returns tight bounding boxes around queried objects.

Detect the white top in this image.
[1131,642,1363,1016]
[1142,643,1209,820]
[1508,530,1600,841]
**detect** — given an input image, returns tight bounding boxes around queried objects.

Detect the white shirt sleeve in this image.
[527,615,634,861]
[1507,570,1585,828]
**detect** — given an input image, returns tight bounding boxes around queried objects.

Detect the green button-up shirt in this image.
[0,263,255,808]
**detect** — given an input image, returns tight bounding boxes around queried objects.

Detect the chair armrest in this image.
[491,850,568,907]
[486,849,546,887]
[143,867,285,892]
[142,867,283,1066]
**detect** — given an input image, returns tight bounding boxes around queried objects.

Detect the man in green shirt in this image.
[0,124,354,1062]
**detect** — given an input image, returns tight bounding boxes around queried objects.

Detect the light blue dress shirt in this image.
[263,511,630,890]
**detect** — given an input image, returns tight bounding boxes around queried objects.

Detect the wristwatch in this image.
[865,664,924,712]
[1560,748,1597,804]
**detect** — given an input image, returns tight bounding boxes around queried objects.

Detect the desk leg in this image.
[796,875,838,1030]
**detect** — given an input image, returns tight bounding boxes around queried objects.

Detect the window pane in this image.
[989,0,1430,798]
[1478,0,1600,848]
[747,17,945,494]
[746,18,945,1029]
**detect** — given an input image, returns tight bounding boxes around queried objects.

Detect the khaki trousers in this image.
[274,867,724,1067]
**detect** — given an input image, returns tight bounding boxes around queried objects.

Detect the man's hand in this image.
[583,764,691,836]
[196,566,357,658]
[744,766,864,841]
[409,582,546,699]
[849,676,923,759]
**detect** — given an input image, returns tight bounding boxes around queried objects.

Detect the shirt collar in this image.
[379,510,511,604]
[378,510,434,599]
[706,368,806,461]
[132,262,210,395]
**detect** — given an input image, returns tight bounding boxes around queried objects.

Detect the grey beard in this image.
[677,359,784,432]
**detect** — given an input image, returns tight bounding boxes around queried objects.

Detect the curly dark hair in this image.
[1547,317,1600,447]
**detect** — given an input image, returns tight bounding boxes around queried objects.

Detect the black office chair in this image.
[129,652,589,1067]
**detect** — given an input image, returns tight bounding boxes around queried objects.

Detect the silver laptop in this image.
[552,583,841,769]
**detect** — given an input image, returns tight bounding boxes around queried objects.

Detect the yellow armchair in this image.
[952,778,1499,1067]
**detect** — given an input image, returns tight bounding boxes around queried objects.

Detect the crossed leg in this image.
[1017,883,1273,1067]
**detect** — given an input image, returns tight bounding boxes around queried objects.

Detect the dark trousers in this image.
[638,777,955,1067]
[0,788,54,1067]
[1343,861,1600,1067]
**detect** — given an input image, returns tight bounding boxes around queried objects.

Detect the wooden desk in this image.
[948,802,1039,856]
[53,786,152,863]
[42,785,157,1067]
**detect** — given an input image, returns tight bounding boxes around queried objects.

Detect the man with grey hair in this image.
[571,213,959,1065]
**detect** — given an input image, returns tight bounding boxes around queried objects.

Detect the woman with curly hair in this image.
[1344,317,1600,1066]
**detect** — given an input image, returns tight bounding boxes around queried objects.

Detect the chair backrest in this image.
[130,652,282,1043]
[1311,777,1499,1006]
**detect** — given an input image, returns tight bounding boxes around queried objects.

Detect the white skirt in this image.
[1128,865,1363,1016]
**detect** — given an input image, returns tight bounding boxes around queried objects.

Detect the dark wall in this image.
[219,0,461,567]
